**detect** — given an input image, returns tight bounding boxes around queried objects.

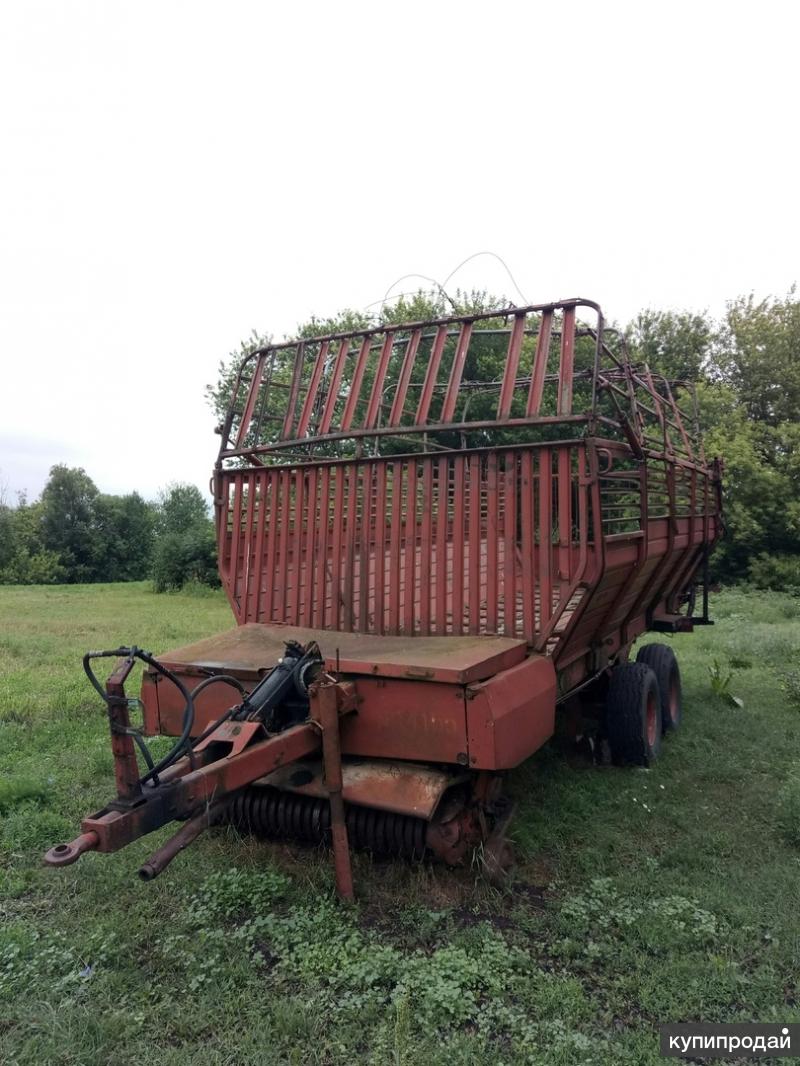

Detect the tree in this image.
[93,492,156,582]
[40,465,101,583]
[151,483,218,592]
[625,308,713,382]
[0,493,64,585]
[710,288,800,425]
[156,483,209,534]
[151,522,218,593]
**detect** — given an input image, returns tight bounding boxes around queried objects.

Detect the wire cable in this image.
[440,251,529,305]
[366,251,529,319]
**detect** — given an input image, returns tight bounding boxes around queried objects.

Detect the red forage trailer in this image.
[46,298,722,895]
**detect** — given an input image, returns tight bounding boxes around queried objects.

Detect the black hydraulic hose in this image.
[82,646,197,787]
[185,674,247,751]
[190,673,246,702]
[82,649,314,792]
[131,649,196,786]
[131,730,157,774]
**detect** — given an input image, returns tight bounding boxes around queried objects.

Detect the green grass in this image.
[1,582,799,1065]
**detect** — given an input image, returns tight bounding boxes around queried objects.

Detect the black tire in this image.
[636,643,682,733]
[606,662,662,766]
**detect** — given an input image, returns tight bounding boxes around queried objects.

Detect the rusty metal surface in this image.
[217,443,598,647]
[153,623,527,685]
[44,831,99,867]
[218,300,596,460]
[213,296,721,684]
[138,802,223,881]
[78,721,323,856]
[148,657,470,767]
[105,655,144,803]
[193,719,264,758]
[312,678,354,901]
[256,758,465,820]
[465,654,557,770]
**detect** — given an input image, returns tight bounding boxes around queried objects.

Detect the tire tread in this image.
[606,662,661,766]
[636,643,681,732]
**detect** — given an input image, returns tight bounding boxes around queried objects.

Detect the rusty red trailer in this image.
[47,297,722,894]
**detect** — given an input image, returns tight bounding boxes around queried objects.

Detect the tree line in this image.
[0,470,218,591]
[626,289,799,589]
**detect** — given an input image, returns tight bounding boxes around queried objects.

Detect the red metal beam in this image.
[527,310,553,416]
[497,312,526,419]
[441,323,473,423]
[389,328,422,426]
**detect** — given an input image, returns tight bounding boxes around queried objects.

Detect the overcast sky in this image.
[1,0,797,503]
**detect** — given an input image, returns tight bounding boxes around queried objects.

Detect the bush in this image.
[748,553,800,594]
[0,549,65,585]
[151,522,219,592]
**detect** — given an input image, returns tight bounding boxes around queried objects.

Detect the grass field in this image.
[1,582,799,1065]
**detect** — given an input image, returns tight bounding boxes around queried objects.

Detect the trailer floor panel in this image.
[157,622,528,685]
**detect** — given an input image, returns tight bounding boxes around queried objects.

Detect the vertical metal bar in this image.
[341,336,372,431]
[389,328,421,426]
[314,466,330,629]
[252,352,274,444]
[287,471,304,626]
[330,467,345,631]
[527,310,553,416]
[576,448,588,576]
[439,458,452,631]
[558,448,571,594]
[252,471,268,622]
[441,323,474,423]
[416,324,448,424]
[296,341,329,438]
[230,477,243,617]
[486,452,499,634]
[215,473,230,584]
[281,342,305,439]
[314,681,354,902]
[451,456,465,633]
[241,471,257,621]
[388,461,403,634]
[273,469,289,622]
[364,332,395,428]
[343,465,358,630]
[357,466,370,630]
[235,354,266,447]
[301,467,318,626]
[403,462,418,635]
[503,452,517,636]
[520,450,534,642]
[467,454,481,634]
[373,461,387,634]
[263,471,278,621]
[419,458,433,634]
[106,659,143,803]
[497,312,526,418]
[538,448,552,629]
[557,306,576,415]
[319,339,351,435]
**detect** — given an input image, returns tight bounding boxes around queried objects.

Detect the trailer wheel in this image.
[636,643,682,733]
[606,663,662,766]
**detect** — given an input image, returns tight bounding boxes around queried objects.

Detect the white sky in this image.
[1,0,797,503]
